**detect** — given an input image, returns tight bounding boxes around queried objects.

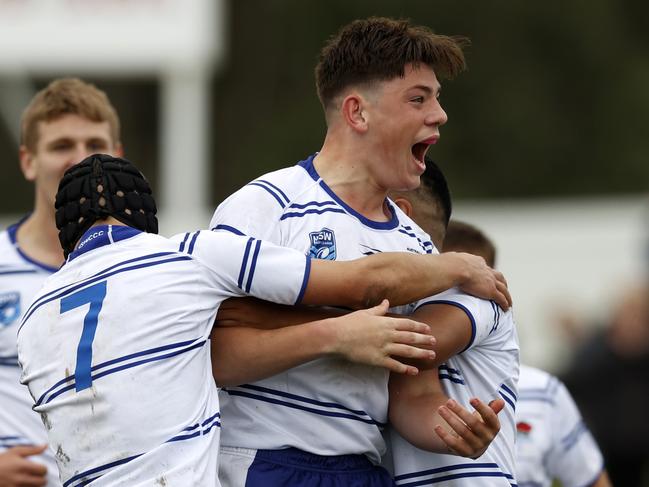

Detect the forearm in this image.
[366,252,468,306]
[216,297,345,330]
[211,320,337,387]
[389,383,451,452]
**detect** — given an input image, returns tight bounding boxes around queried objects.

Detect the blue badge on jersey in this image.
[309,228,337,260]
[0,292,20,326]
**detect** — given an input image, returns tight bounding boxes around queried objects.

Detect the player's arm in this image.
[389,369,504,457]
[212,299,436,387]
[303,251,511,311]
[0,445,48,487]
[388,303,503,456]
[592,472,613,487]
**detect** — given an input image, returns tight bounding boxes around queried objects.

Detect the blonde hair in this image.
[21,78,120,151]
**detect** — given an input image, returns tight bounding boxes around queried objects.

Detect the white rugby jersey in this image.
[515,365,603,487]
[17,224,311,487]
[0,221,61,487]
[390,289,520,486]
[209,154,435,464]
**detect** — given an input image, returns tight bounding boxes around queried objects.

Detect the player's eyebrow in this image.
[408,84,441,96]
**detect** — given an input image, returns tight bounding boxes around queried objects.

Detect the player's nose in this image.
[425,101,448,127]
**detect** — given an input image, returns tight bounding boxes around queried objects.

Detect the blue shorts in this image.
[219,446,395,487]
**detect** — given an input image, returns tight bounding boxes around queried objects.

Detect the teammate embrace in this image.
[4,15,598,487]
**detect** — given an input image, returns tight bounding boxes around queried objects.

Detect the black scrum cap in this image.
[55,154,158,257]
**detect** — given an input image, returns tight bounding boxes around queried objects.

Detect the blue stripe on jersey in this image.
[21,252,178,326]
[7,222,60,273]
[0,269,39,276]
[35,338,206,406]
[167,412,221,442]
[245,240,262,293]
[438,374,465,385]
[294,256,312,305]
[297,155,400,230]
[516,394,555,404]
[0,355,19,367]
[501,383,517,400]
[414,300,477,353]
[438,364,465,384]
[187,232,200,254]
[256,179,290,204]
[248,182,287,208]
[19,255,193,333]
[211,224,246,236]
[499,385,517,411]
[561,420,588,451]
[62,409,221,486]
[223,384,385,426]
[0,435,33,448]
[237,238,255,289]
[287,200,337,210]
[280,207,348,221]
[178,232,190,252]
[394,462,516,486]
[63,454,143,487]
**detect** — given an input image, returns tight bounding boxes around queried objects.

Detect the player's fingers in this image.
[15,473,47,487]
[9,444,48,457]
[494,269,508,288]
[434,424,466,456]
[382,357,419,376]
[384,343,435,361]
[495,279,512,309]
[19,458,48,476]
[367,299,390,316]
[438,403,482,452]
[391,318,431,335]
[390,329,435,347]
[445,398,491,437]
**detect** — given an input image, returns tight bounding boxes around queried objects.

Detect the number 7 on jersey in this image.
[60,281,107,392]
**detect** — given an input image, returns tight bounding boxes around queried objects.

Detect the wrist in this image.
[309,318,340,357]
[439,252,470,288]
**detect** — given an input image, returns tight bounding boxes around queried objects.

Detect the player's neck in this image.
[17,204,64,268]
[315,142,391,222]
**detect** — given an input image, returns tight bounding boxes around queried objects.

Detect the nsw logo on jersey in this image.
[0,292,20,326]
[309,228,337,260]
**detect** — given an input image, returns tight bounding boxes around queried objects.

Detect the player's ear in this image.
[19,145,37,182]
[392,197,413,217]
[341,93,369,133]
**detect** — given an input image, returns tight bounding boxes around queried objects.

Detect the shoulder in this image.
[388,201,436,254]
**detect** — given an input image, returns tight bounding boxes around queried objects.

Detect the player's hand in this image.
[0,445,48,487]
[452,252,512,310]
[434,397,504,459]
[327,299,436,375]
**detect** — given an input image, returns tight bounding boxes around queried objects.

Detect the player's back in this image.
[17,226,224,486]
[391,289,520,486]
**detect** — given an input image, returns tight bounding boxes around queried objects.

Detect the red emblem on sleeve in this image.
[516,421,532,434]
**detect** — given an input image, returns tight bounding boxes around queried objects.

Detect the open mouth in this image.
[411,142,429,164]
[411,136,438,165]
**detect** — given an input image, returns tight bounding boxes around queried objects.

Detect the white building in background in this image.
[455,195,648,371]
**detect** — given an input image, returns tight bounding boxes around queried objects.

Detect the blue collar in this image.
[297,154,400,230]
[67,225,142,262]
[7,217,59,273]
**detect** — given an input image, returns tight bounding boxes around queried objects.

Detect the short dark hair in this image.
[443,220,497,267]
[315,17,468,110]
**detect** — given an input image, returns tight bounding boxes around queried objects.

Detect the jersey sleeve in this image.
[413,288,501,352]
[209,181,287,243]
[179,230,311,305]
[547,380,604,486]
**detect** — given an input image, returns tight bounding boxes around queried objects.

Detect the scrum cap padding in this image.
[55,154,158,257]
